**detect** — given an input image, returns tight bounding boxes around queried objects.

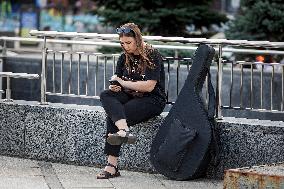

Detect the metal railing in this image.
[222,61,284,111]
[1,31,284,119]
[0,72,40,102]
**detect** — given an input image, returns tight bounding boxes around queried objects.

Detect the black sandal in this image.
[107,129,137,145]
[96,163,121,179]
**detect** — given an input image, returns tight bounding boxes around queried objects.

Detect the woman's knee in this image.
[100,90,112,100]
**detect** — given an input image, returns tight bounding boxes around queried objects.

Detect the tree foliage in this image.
[225,0,284,41]
[94,0,227,37]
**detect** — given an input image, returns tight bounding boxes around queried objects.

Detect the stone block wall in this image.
[0,101,284,179]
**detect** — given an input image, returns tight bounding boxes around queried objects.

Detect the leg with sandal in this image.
[97,90,164,179]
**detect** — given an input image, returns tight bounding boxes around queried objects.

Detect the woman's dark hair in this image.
[117,23,155,74]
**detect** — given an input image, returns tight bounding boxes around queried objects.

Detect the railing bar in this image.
[112,55,116,76]
[2,40,7,56]
[240,64,243,108]
[176,59,180,96]
[260,64,264,109]
[68,53,73,94]
[52,52,55,93]
[6,76,11,101]
[104,56,107,89]
[95,55,98,96]
[187,60,190,73]
[281,65,284,111]
[250,63,253,109]
[60,53,64,94]
[229,61,234,107]
[216,44,223,119]
[46,92,100,99]
[271,65,275,110]
[205,74,208,107]
[77,53,81,95]
[86,55,90,96]
[40,36,48,104]
[167,59,170,103]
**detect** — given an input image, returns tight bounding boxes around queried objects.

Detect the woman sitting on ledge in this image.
[97,23,166,179]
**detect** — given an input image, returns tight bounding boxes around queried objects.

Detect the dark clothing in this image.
[115,49,166,105]
[100,48,166,157]
[101,90,164,156]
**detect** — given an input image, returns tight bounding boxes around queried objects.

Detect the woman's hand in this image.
[109,84,122,92]
[109,75,123,92]
[110,75,157,93]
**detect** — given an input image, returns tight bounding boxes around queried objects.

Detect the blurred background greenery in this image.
[1,0,283,41]
[1,0,284,59]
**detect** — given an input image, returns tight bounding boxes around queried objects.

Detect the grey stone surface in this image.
[24,106,106,165]
[0,103,26,156]
[207,117,284,178]
[0,100,163,173]
[0,155,223,189]
[54,163,114,189]
[0,156,49,189]
[1,101,284,180]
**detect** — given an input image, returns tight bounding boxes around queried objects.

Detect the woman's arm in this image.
[112,76,157,92]
[122,79,157,92]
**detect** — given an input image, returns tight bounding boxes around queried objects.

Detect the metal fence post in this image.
[0,39,4,99]
[40,36,48,105]
[4,76,12,102]
[216,44,223,119]
[2,39,7,57]
[0,57,2,100]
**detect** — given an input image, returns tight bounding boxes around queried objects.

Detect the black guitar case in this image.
[150,44,217,180]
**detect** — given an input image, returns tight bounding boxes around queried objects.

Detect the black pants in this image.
[100,90,165,157]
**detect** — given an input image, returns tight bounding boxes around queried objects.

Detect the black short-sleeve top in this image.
[115,48,166,105]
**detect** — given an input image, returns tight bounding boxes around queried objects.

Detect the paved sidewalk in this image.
[0,156,223,189]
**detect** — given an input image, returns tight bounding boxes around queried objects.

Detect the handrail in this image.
[1,36,284,55]
[29,30,284,48]
[0,72,40,102]
[0,72,40,79]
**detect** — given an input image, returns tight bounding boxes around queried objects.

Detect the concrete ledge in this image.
[207,117,284,178]
[0,101,284,179]
[0,100,162,174]
[223,163,284,188]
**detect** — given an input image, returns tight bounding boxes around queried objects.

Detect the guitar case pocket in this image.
[155,119,197,172]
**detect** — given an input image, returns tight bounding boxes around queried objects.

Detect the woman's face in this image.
[120,36,138,54]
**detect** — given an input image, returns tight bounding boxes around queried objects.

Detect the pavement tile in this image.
[53,163,113,188]
[0,156,224,189]
[0,177,49,189]
[156,175,223,189]
[0,156,42,177]
[109,170,167,189]
[0,156,38,168]
[0,167,42,177]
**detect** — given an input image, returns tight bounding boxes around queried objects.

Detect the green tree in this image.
[94,0,227,37]
[225,0,284,41]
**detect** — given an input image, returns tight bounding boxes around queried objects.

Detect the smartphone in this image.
[109,80,122,87]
